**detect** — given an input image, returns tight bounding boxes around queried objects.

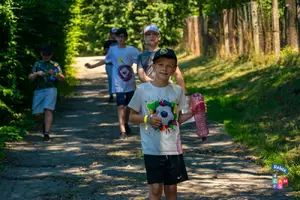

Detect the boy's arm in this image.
[173,67,187,94]
[28,62,46,81]
[177,86,193,124]
[178,110,195,125]
[129,109,144,124]
[28,71,45,81]
[48,64,64,81]
[85,59,106,69]
[137,68,153,83]
[136,54,153,83]
[129,108,162,128]
[55,66,64,81]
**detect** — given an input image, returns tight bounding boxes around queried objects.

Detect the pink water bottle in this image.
[191,94,209,141]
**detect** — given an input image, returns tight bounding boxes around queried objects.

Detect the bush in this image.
[0,0,82,160]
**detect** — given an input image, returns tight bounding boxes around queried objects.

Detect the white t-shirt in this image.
[105,45,140,93]
[128,82,189,155]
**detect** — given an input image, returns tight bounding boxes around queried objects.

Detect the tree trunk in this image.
[229,9,235,53]
[237,7,244,54]
[187,18,193,54]
[243,4,249,54]
[273,0,280,59]
[223,9,230,58]
[251,0,260,54]
[286,0,299,51]
[266,15,273,53]
[199,3,207,56]
[193,17,201,56]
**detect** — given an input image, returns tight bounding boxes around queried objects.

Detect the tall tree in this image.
[272,0,280,59]
[223,9,230,57]
[237,7,244,55]
[251,0,260,55]
[285,0,298,51]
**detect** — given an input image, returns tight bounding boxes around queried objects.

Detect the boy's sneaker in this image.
[125,123,131,135]
[43,134,51,143]
[119,132,127,140]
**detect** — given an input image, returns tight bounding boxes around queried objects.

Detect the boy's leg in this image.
[163,155,188,198]
[34,113,45,132]
[105,64,113,101]
[43,88,57,142]
[116,92,127,139]
[124,91,135,134]
[124,106,131,134]
[32,89,46,132]
[144,155,165,199]
[149,184,163,200]
[164,185,177,200]
[117,105,126,133]
[44,109,54,133]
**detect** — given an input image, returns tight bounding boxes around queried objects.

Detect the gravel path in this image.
[0,57,295,200]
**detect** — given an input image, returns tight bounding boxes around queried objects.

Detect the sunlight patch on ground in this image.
[108,150,137,157]
[65,114,79,118]
[98,122,119,127]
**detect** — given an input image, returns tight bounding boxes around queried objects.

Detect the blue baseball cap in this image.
[144,24,159,34]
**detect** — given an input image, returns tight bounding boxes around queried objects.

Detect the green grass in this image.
[179,47,300,191]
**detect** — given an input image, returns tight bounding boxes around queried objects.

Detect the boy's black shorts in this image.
[116,91,134,106]
[144,154,189,185]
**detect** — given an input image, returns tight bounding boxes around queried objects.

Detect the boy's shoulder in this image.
[138,51,152,57]
[126,45,139,51]
[137,82,182,92]
[169,82,183,91]
[137,82,151,90]
[35,60,59,67]
[108,45,119,51]
[50,60,59,67]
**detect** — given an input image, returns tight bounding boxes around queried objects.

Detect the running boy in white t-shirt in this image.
[128,48,195,199]
[85,28,140,140]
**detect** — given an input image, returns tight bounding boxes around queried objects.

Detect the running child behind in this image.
[137,24,188,96]
[103,27,118,102]
[85,28,140,140]
[28,44,65,143]
[128,48,195,200]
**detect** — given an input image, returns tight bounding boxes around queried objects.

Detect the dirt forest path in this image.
[0,57,295,200]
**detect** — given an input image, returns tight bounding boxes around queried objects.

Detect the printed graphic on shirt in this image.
[118,65,133,82]
[31,60,62,89]
[118,57,124,63]
[147,99,178,132]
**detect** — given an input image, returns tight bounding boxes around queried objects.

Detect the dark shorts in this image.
[144,154,189,185]
[116,91,134,106]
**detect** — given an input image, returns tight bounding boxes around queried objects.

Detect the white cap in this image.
[144,24,159,34]
[110,27,118,33]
